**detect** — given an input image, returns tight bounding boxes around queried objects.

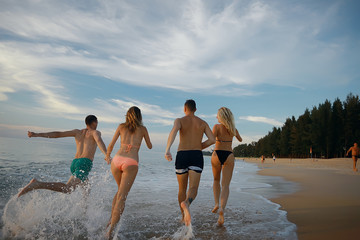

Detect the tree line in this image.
[233,93,360,159]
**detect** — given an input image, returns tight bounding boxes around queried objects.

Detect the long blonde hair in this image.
[218,107,236,136]
[124,106,142,133]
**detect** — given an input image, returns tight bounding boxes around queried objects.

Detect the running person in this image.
[105,106,152,239]
[165,99,215,226]
[211,107,242,226]
[346,143,360,172]
[18,115,108,197]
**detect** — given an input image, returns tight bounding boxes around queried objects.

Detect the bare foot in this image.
[212,205,219,213]
[180,201,191,226]
[217,209,224,226]
[18,179,38,197]
[354,168,358,172]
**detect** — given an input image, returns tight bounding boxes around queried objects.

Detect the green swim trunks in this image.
[70,158,93,181]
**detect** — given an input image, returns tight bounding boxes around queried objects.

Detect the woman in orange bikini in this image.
[105,106,152,239]
[211,107,242,226]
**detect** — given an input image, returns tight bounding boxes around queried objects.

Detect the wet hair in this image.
[124,106,143,133]
[85,115,97,126]
[218,107,236,136]
[184,99,196,112]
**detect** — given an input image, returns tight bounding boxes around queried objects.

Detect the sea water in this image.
[0,137,298,239]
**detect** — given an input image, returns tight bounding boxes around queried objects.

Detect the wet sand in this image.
[243,157,360,240]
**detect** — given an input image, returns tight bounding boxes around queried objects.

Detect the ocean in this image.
[0,136,298,239]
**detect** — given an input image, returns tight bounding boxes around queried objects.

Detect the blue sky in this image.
[0,0,359,150]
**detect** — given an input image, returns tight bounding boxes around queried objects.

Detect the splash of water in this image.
[2,167,114,239]
[172,225,194,240]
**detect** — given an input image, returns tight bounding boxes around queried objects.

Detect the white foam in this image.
[1,147,298,239]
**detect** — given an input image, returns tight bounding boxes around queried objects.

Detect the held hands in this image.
[165,151,172,161]
[105,155,112,165]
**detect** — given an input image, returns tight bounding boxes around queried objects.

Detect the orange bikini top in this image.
[121,143,140,153]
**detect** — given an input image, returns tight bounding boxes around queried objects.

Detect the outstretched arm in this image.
[28,130,79,138]
[93,130,107,159]
[106,125,121,163]
[165,119,181,161]
[235,129,242,142]
[201,123,215,150]
[346,147,352,156]
[143,127,153,149]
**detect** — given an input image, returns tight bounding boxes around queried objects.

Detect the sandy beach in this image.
[243,157,360,240]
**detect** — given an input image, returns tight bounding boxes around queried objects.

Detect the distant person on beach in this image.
[18,115,108,197]
[211,107,242,226]
[261,155,265,163]
[105,106,152,239]
[272,153,276,163]
[165,99,215,226]
[346,143,360,172]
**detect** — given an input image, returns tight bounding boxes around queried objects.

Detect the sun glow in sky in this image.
[0,0,359,150]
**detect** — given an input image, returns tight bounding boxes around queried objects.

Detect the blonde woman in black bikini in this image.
[211,107,242,226]
[105,106,152,239]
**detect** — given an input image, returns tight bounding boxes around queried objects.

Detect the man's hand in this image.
[165,151,172,161]
[28,131,36,138]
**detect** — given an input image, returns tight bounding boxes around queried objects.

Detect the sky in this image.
[0,0,359,151]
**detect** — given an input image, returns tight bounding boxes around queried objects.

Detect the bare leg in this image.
[181,171,201,226]
[353,156,358,172]
[107,194,118,228]
[218,156,234,226]
[176,173,188,222]
[18,176,80,197]
[211,153,221,213]
[107,165,138,239]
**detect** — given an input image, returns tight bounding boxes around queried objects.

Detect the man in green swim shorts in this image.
[18,115,109,197]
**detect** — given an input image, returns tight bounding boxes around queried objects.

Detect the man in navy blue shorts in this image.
[165,100,215,226]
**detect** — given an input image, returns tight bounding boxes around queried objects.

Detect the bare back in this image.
[74,129,98,160]
[214,124,233,151]
[350,146,360,156]
[178,115,207,151]
[116,124,147,161]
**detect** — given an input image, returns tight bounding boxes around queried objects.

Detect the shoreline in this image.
[241,157,360,240]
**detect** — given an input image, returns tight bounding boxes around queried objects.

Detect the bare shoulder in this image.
[214,123,221,128]
[198,117,209,126]
[75,129,84,134]
[177,116,186,122]
[140,125,148,132]
[87,130,101,139]
[94,130,102,136]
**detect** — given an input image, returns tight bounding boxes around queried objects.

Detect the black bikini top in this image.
[216,139,232,143]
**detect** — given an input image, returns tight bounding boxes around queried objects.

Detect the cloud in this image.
[0,0,356,104]
[92,98,180,126]
[239,116,283,127]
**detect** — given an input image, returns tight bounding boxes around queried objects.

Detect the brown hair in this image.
[124,106,142,133]
[184,99,196,112]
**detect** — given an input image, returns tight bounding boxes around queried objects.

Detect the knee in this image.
[178,189,186,197]
[213,177,221,182]
[189,186,198,195]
